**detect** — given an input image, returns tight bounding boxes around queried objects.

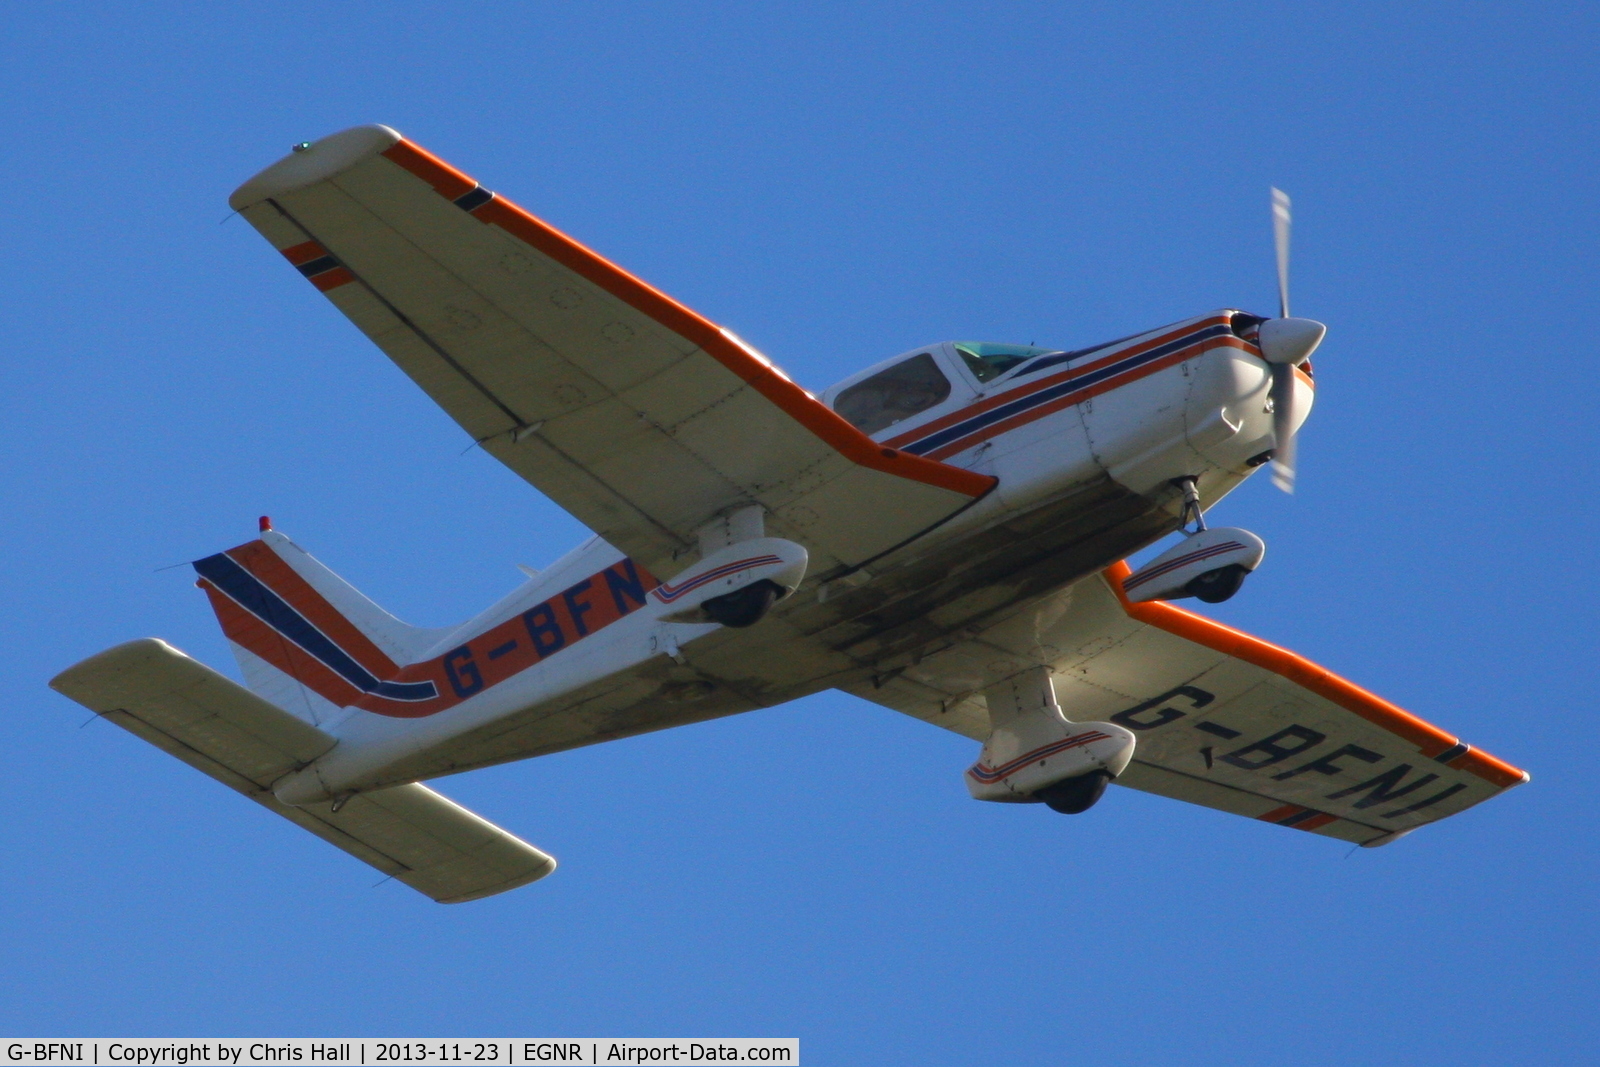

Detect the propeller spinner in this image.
[1258,188,1325,493]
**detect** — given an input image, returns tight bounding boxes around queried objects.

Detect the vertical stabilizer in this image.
[192,524,451,726]
[256,529,446,661]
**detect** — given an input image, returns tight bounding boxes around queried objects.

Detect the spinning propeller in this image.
[1256,188,1326,493]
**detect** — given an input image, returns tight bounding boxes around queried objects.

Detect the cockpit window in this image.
[833,353,953,436]
[954,342,1056,383]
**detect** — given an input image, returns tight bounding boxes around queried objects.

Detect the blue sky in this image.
[2,2,1595,1061]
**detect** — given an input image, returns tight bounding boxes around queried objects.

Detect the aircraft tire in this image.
[1186,563,1249,604]
[702,579,782,628]
[1033,770,1113,814]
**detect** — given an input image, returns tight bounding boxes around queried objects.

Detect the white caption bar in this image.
[1,1042,798,1066]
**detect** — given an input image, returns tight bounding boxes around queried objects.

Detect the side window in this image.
[833,354,953,436]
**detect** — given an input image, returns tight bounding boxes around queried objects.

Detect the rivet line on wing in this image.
[264,199,693,559]
[265,198,534,435]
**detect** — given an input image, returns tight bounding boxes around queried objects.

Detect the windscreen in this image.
[954,342,1056,383]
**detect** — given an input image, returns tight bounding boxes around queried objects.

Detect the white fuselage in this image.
[811,311,1304,563]
[272,311,1311,802]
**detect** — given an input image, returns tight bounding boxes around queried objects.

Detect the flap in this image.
[228,125,993,580]
[50,640,554,902]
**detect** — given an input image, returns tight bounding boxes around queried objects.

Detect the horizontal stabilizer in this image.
[50,640,555,902]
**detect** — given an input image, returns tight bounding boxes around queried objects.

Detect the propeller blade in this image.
[1271,187,1291,319]
[1268,362,1297,493]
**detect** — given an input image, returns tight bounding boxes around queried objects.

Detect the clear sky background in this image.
[2,2,1595,1062]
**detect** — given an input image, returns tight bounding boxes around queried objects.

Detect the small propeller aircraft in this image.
[52,126,1528,903]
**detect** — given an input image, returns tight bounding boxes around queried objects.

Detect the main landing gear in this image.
[966,667,1136,815]
[1032,770,1114,815]
[702,579,783,628]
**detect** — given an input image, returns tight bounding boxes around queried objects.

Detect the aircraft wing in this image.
[847,564,1528,846]
[50,639,555,902]
[227,125,994,580]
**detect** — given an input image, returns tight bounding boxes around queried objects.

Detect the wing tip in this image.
[49,636,185,696]
[432,853,559,904]
[1360,827,1415,848]
[229,124,403,211]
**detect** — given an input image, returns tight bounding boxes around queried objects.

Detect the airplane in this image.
[51,125,1529,903]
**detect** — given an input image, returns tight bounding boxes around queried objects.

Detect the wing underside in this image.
[228,125,993,580]
[847,565,1527,846]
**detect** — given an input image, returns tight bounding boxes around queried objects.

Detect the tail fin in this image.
[193,523,451,725]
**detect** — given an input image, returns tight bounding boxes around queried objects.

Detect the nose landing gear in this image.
[1176,474,1207,535]
[1186,563,1251,604]
[1119,478,1266,605]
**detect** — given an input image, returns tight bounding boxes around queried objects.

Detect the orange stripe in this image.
[381,138,478,200]
[885,317,1233,449]
[1103,561,1528,789]
[1294,812,1339,831]
[310,266,355,291]
[198,577,364,707]
[225,541,403,680]
[202,541,665,720]
[377,139,995,501]
[1259,804,1304,822]
[280,239,327,266]
[881,316,1315,454]
[921,341,1238,461]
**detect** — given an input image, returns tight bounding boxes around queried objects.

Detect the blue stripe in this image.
[970,731,1110,781]
[454,185,494,211]
[654,555,783,602]
[1123,542,1246,590]
[1277,808,1323,826]
[194,553,438,702]
[295,255,340,278]
[903,323,1231,456]
[1012,330,1146,378]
